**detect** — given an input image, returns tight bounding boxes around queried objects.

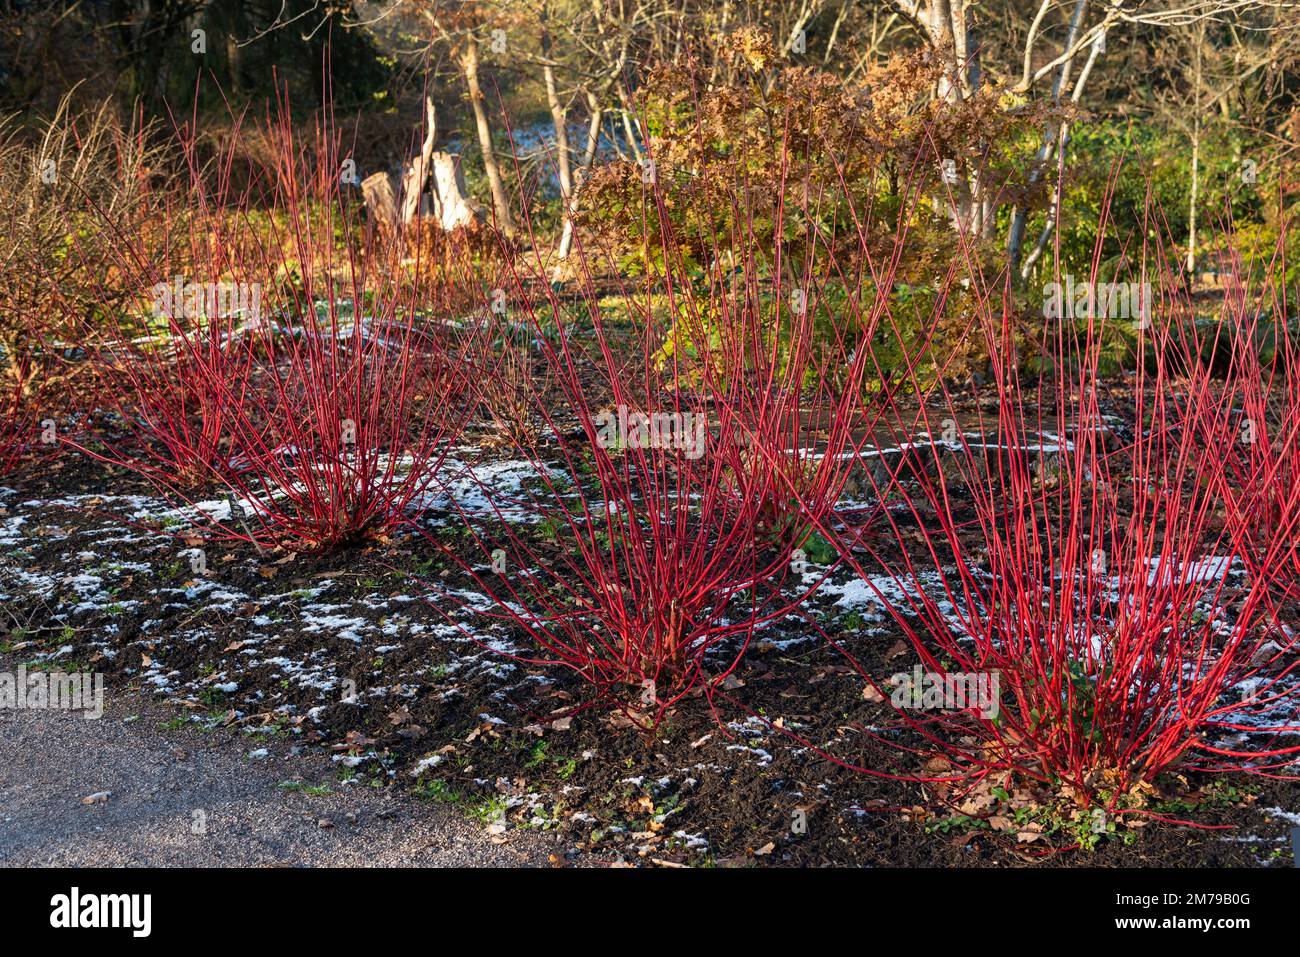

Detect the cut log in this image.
[362,97,485,235]
[399,96,439,225]
[361,170,400,232]
[428,153,483,231]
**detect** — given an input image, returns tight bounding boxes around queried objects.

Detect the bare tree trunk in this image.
[460,42,516,239]
[779,0,818,57]
[928,0,958,100]
[362,173,400,231]
[400,97,439,225]
[823,1,851,64]
[1008,0,1092,276]
[543,73,573,196]
[1019,27,1106,278]
[1187,30,1204,274]
[540,9,574,202]
[616,81,643,163]
[556,89,604,264]
[225,37,242,95]
[543,17,579,274]
[924,0,980,235]
[1188,119,1201,274]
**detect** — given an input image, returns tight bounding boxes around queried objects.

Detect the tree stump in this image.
[362,97,484,236]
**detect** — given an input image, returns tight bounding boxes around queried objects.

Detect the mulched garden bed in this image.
[3,414,1298,868]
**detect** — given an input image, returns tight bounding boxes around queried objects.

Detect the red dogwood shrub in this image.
[413,169,928,722]
[64,102,484,550]
[0,379,30,476]
[820,230,1300,816]
[1201,237,1300,601]
[821,282,1300,816]
[0,349,50,478]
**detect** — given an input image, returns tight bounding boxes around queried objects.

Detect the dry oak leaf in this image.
[627,795,655,815]
[1015,823,1045,843]
[332,730,376,752]
[958,792,995,815]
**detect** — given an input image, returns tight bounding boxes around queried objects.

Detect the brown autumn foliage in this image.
[576,29,1064,381]
[0,96,178,400]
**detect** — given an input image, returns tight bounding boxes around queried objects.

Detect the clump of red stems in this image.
[414,162,922,722]
[0,376,32,476]
[61,95,483,550]
[1194,230,1300,601]
[820,214,1300,811]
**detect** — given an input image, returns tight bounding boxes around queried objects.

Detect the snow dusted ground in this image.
[0,466,535,724]
[4,444,1298,759]
[3,433,1299,864]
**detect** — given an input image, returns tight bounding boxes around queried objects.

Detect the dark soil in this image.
[2,427,1298,868]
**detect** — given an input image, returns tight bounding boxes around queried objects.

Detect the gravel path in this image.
[0,663,563,867]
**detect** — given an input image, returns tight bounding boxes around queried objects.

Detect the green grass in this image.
[414,778,462,804]
[277,781,334,797]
